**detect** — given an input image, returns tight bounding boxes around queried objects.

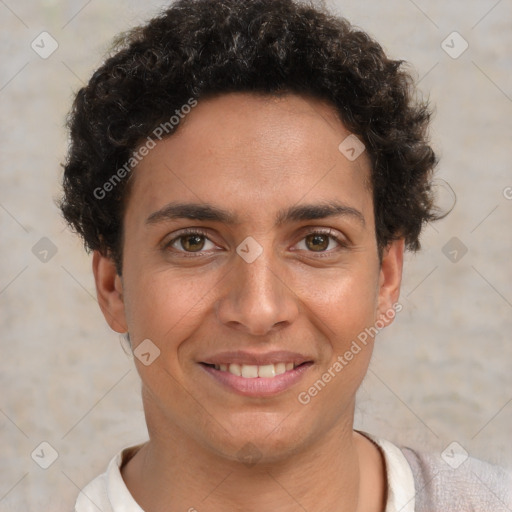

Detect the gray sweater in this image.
[402,447,512,511]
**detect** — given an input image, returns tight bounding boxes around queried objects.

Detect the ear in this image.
[92,250,128,333]
[376,239,404,327]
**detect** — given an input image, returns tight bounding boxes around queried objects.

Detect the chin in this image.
[203,413,316,466]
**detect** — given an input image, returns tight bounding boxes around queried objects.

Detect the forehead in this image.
[124,92,373,228]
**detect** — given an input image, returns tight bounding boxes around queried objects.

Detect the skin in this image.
[93,92,404,511]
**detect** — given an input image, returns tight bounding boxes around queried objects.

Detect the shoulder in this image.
[401,445,512,512]
[74,444,145,512]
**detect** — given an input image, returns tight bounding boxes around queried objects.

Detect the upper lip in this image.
[200,350,313,366]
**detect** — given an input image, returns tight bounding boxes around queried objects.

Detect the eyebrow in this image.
[145,200,365,227]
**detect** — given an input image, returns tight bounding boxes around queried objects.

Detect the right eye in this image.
[164,229,218,255]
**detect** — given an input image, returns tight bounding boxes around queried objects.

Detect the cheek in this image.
[123,267,219,348]
[122,270,212,403]
[297,262,380,334]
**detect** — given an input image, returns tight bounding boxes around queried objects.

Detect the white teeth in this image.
[241,365,258,378]
[229,363,241,376]
[211,362,302,378]
[275,363,286,375]
[258,364,275,378]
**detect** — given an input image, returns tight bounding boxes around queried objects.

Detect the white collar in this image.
[358,431,416,512]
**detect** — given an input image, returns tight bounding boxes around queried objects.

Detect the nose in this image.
[215,242,299,336]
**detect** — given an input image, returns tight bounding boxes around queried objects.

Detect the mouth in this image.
[198,352,313,397]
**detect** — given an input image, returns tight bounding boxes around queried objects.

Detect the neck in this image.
[121,407,386,512]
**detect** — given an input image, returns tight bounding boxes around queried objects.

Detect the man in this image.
[60,0,512,510]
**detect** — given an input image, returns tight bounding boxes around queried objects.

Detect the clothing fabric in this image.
[401,445,512,511]
[74,432,512,511]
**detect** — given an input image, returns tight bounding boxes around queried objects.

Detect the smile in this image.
[199,360,313,397]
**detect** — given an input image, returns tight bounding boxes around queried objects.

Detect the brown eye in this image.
[305,233,330,252]
[165,229,217,256]
[179,234,206,252]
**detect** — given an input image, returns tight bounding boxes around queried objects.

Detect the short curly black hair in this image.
[59,0,442,274]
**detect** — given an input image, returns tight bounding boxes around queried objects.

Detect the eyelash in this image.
[163,228,348,257]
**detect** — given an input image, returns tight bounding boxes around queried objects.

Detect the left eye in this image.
[295,232,341,252]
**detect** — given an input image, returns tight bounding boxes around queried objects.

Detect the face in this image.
[94,92,403,463]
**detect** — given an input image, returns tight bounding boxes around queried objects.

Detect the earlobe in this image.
[92,251,128,333]
[377,239,404,326]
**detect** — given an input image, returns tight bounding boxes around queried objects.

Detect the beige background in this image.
[1,0,511,510]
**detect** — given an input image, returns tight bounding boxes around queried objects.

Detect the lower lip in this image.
[199,363,313,397]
